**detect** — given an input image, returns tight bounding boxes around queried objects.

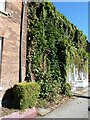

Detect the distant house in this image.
[67,63,88,92]
[0,1,27,99]
[67,42,89,92]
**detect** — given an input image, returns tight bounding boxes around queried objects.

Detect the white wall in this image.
[67,64,88,89]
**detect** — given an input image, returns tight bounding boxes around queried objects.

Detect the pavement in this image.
[36,87,90,118]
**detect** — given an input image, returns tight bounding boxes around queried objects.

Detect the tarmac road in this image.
[39,88,90,118]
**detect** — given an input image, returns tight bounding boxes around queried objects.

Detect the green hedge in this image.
[12,82,40,110]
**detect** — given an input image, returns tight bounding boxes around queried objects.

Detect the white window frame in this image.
[0,37,3,68]
[0,37,3,90]
[0,0,6,12]
[0,37,3,62]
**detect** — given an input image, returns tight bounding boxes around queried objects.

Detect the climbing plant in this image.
[26,2,88,100]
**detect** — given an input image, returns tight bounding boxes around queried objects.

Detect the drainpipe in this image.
[19,0,26,82]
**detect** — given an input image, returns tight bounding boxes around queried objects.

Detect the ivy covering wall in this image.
[26,2,88,100]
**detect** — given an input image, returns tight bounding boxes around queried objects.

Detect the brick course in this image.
[0,1,27,94]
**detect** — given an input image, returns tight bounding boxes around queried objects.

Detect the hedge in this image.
[12,82,40,110]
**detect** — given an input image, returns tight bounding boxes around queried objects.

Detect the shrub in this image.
[64,83,72,97]
[37,98,47,108]
[12,82,40,110]
[36,72,62,101]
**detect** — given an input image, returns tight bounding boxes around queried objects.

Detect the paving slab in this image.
[37,108,52,116]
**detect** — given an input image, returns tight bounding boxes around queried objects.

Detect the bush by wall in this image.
[12,82,40,110]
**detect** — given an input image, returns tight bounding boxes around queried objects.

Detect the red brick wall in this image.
[0,1,27,91]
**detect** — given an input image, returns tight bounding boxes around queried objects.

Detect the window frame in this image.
[0,36,3,63]
[0,37,3,89]
[0,0,6,12]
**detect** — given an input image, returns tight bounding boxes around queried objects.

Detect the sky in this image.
[52,2,88,41]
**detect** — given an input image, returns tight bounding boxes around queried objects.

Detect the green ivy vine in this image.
[26,2,88,101]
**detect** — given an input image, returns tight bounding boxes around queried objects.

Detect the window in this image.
[0,37,3,89]
[0,0,5,12]
[0,37,3,72]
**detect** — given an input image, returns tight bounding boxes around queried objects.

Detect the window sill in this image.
[0,10,11,17]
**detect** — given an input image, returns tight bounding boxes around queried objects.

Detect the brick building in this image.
[0,0,27,99]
